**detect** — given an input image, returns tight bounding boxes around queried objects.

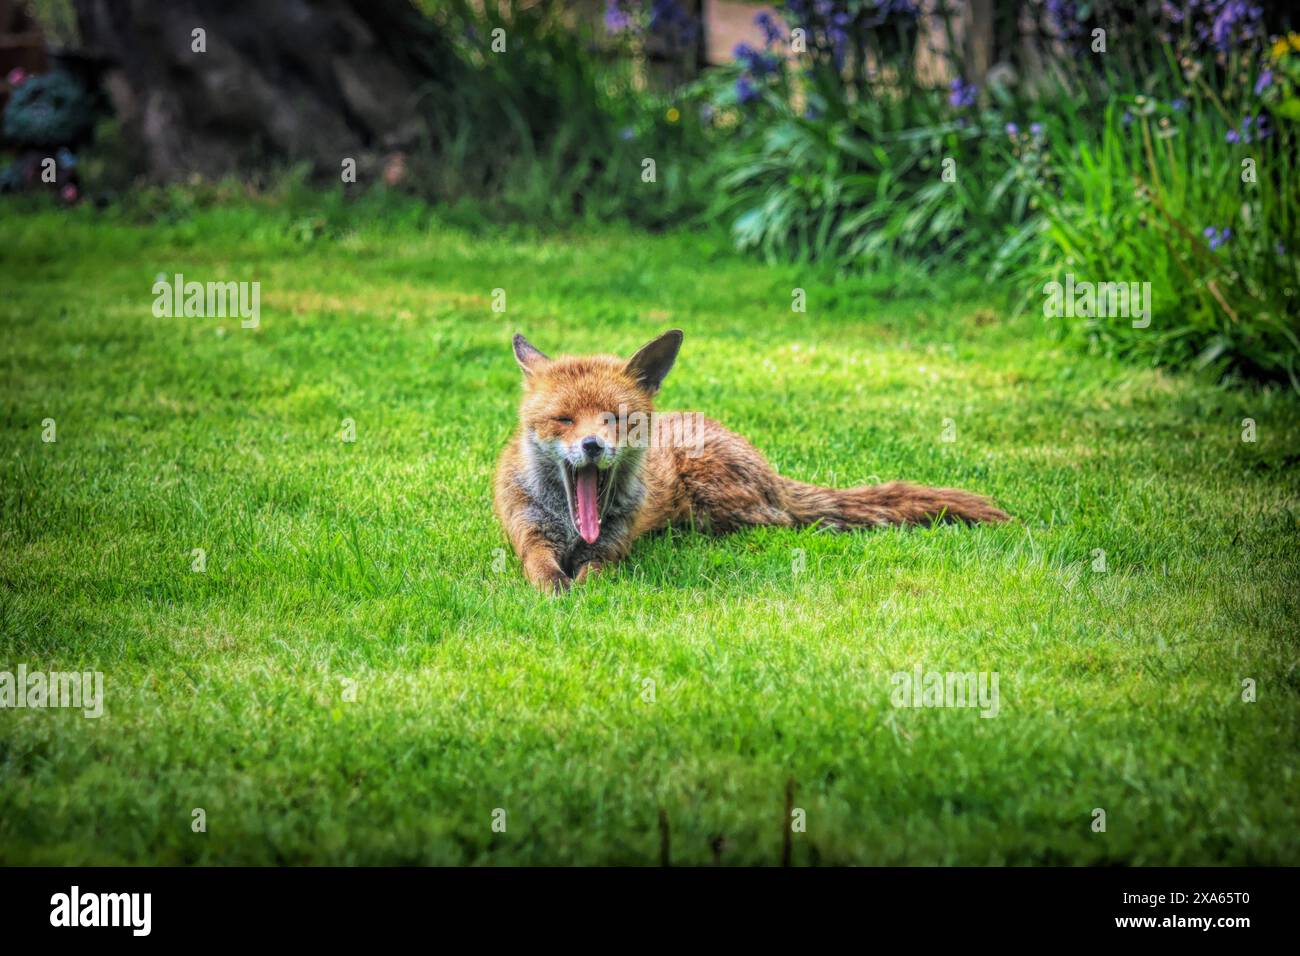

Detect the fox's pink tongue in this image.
[575,467,600,544]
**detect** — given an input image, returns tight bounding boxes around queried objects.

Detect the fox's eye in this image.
[552,417,573,426]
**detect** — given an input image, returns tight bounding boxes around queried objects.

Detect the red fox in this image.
[495,330,1009,593]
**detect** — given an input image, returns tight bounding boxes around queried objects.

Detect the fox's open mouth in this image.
[558,461,619,544]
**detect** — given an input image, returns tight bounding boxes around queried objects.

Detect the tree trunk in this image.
[71,0,450,181]
[963,0,994,86]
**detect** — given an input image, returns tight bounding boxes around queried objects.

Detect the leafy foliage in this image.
[408,0,712,227]
[698,1,1299,386]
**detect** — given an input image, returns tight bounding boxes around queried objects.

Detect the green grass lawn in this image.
[2,194,1298,865]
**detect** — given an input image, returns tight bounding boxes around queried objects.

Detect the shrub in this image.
[700,0,1299,387]
[1021,23,1300,386]
[411,0,714,228]
[699,2,1042,270]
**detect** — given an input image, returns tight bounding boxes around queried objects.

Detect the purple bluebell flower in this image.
[604,1,633,33]
[755,11,783,48]
[1163,0,1264,56]
[1046,0,1084,41]
[776,0,921,74]
[736,75,759,105]
[607,1,699,46]
[1228,113,1272,143]
[1254,70,1272,95]
[826,9,851,70]
[778,0,919,74]
[1209,0,1263,54]
[1171,98,1187,112]
[1204,226,1232,251]
[1030,122,1044,137]
[733,42,778,77]
[948,77,977,109]
[1005,122,1019,136]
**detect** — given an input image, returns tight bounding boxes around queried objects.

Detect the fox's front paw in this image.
[542,571,572,595]
[524,555,570,595]
[572,561,603,585]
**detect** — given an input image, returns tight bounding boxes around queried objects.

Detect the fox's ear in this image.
[625,329,683,395]
[513,333,550,376]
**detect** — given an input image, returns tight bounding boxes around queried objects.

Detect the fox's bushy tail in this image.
[779,478,1009,529]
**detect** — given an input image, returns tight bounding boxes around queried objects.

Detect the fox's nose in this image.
[580,436,605,460]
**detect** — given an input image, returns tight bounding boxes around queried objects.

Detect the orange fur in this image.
[494,331,1009,593]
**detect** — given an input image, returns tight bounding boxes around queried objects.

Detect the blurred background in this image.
[2,0,1298,387]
